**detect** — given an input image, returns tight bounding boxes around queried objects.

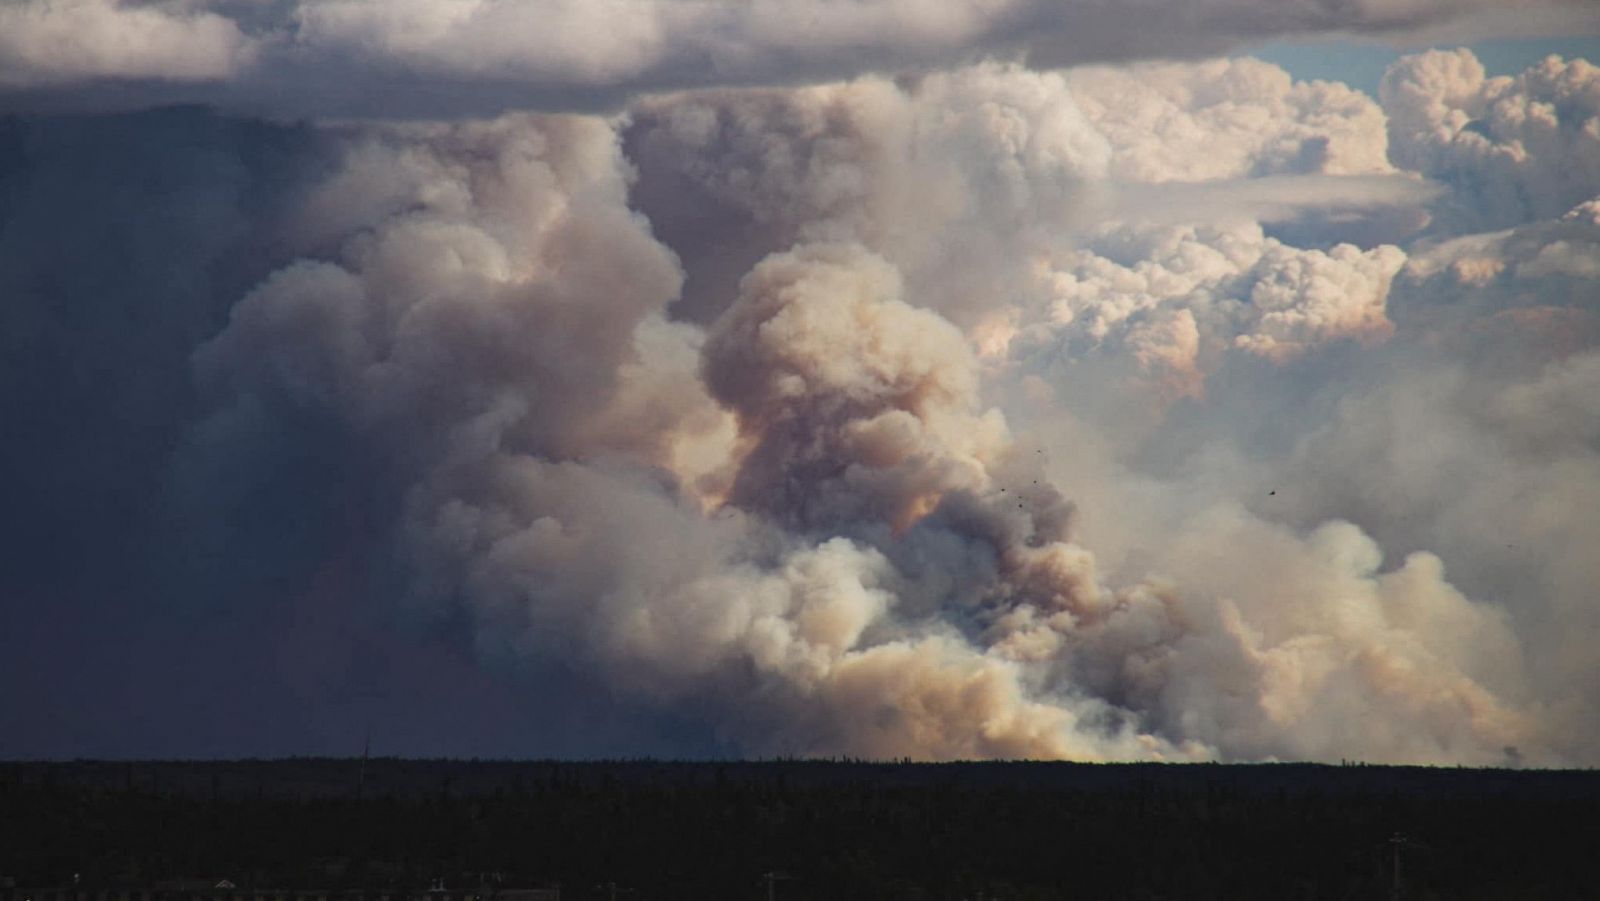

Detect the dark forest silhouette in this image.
[2,759,1596,900]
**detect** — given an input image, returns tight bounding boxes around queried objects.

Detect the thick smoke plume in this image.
[2,8,1597,767]
[174,48,1593,764]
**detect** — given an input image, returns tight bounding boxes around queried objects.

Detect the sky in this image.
[1,0,1599,765]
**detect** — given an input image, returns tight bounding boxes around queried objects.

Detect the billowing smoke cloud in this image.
[2,0,1596,116]
[626,59,1430,401]
[4,25,1598,765]
[188,118,1174,760]
[625,58,1439,349]
[1381,48,1600,230]
[1069,56,1397,182]
[1009,220,1408,402]
[626,63,1120,330]
[181,51,1580,765]
[1403,197,1600,325]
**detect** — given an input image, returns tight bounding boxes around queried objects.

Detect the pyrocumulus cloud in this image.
[1,2,1597,766]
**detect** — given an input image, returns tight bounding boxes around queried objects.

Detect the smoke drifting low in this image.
[1,21,1597,765]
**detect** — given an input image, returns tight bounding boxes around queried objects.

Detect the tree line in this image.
[1,760,1595,900]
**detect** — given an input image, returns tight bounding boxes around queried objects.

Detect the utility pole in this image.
[1388,833,1406,901]
[760,872,789,901]
[357,731,370,801]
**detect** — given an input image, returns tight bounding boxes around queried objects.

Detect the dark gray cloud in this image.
[1,0,1596,117]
